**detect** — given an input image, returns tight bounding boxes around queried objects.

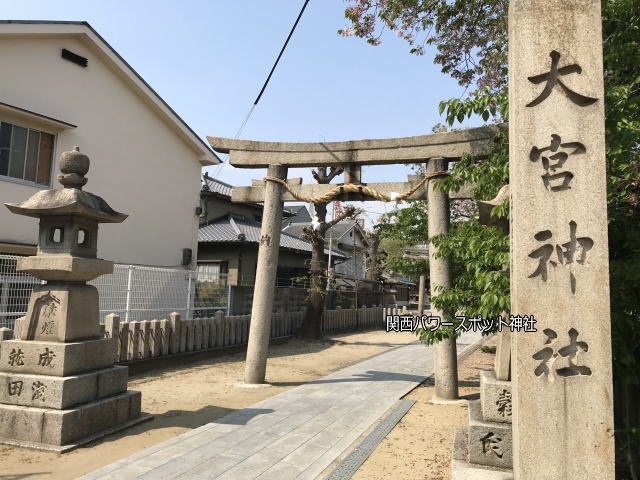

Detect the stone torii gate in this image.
[208,124,504,395]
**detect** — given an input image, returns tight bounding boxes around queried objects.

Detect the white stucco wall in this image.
[331,227,368,279]
[0,32,206,267]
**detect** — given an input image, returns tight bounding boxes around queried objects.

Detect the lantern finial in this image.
[58,146,90,189]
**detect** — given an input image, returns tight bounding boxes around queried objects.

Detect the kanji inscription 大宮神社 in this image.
[526,50,598,107]
[530,134,586,191]
[527,221,594,294]
[532,328,592,382]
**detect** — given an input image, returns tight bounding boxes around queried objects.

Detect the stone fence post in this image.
[104,314,120,362]
[169,312,181,354]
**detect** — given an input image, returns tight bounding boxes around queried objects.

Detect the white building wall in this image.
[331,227,368,279]
[334,251,366,279]
[0,34,203,267]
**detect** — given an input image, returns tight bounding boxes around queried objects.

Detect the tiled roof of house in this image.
[280,223,306,239]
[199,214,345,258]
[282,205,312,227]
[326,221,362,240]
[283,220,367,245]
[201,174,234,198]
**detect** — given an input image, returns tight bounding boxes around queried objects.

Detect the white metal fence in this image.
[0,255,230,329]
[238,274,310,289]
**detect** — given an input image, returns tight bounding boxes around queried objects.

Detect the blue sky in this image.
[5,1,479,225]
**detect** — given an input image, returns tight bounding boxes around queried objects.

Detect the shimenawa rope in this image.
[263,171,450,204]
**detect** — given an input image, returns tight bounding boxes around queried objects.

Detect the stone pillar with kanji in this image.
[0,147,149,452]
[509,1,615,478]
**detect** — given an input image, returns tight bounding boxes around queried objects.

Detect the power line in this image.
[213,0,311,179]
[253,0,311,106]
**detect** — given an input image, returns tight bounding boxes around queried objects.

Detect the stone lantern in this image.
[0,147,147,452]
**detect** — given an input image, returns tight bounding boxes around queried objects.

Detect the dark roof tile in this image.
[199,215,344,258]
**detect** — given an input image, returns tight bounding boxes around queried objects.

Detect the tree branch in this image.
[312,167,329,184]
[326,166,345,183]
[326,205,360,229]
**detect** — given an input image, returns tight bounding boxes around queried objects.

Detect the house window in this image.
[0,121,55,186]
[197,262,228,282]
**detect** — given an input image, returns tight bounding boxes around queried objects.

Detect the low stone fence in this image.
[0,306,394,365]
[101,311,304,363]
[103,306,387,362]
[322,306,387,334]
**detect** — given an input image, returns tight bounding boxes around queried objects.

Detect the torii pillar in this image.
[427,158,459,401]
[243,164,287,385]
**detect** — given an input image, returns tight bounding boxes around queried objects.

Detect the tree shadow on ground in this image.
[331,340,416,348]
[263,338,340,359]
[0,474,51,479]
[128,337,339,379]
[77,406,274,450]
[460,392,481,401]
[265,335,418,360]
[127,330,419,379]
[459,380,481,388]
[271,369,425,387]
[419,377,480,389]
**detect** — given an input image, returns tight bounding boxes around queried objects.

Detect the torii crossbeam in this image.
[209,124,505,204]
[208,124,504,168]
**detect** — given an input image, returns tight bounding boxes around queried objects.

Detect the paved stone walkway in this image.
[78,331,479,480]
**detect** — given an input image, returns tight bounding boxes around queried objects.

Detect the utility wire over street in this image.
[213,0,311,179]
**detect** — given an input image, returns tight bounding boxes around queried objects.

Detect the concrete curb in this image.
[324,399,416,480]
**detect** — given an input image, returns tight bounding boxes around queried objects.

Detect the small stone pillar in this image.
[1,147,148,451]
[451,369,514,478]
[427,158,459,401]
[417,274,426,317]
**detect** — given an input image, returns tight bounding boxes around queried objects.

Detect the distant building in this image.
[282,205,369,281]
[381,273,415,307]
[198,176,344,291]
[281,205,312,228]
[200,174,264,226]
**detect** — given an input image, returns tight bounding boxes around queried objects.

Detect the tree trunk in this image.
[296,203,329,340]
[296,231,326,340]
[294,166,354,342]
[365,231,381,281]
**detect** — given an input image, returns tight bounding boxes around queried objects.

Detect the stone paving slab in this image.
[78,331,480,480]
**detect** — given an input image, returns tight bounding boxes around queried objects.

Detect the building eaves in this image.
[0,101,77,130]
